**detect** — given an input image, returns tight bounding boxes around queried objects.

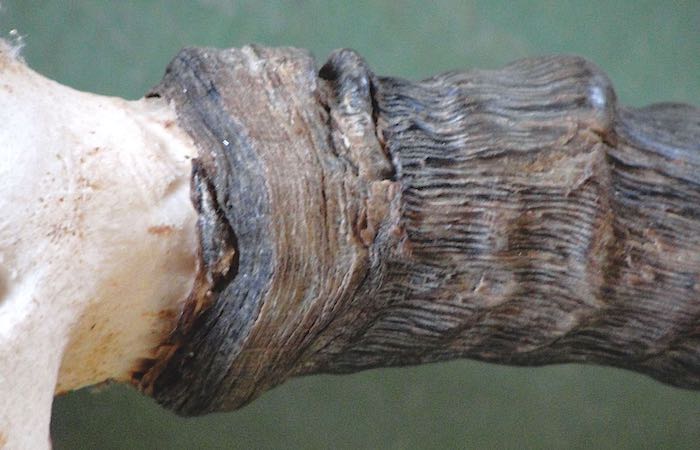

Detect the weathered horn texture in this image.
[134,45,700,416]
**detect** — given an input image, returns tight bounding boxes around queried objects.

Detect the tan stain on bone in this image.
[147,225,175,235]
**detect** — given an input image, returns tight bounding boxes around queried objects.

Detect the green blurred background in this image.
[2,1,698,448]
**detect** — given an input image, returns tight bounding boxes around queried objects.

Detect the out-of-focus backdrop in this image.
[2,1,699,448]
